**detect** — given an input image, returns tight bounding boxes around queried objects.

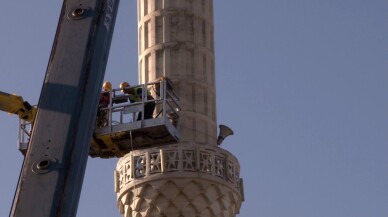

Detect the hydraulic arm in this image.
[0,91,36,122]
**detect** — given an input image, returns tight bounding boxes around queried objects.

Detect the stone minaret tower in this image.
[114,1,244,216]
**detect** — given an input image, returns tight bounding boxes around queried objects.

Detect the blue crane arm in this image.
[10,0,120,216]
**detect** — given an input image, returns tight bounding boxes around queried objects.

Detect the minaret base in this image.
[115,144,243,217]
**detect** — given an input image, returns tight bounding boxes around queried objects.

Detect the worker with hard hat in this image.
[120,82,155,120]
[100,81,112,107]
[96,81,112,127]
[103,81,112,90]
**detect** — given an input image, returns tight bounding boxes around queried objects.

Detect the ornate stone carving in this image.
[215,155,225,179]
[182,150,196,171]
[115,144,243,217]
[134,155,146,178]
[149,152,161,173]
[165,150,179,171]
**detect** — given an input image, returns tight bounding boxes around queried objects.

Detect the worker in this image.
[96,81,112,127]
[120,81,155,120]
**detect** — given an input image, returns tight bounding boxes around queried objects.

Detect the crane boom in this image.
[11,0,120,216]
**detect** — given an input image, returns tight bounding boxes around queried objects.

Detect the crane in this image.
[2,0,180,216]
[9,0,121,215]
[0,91,36,123]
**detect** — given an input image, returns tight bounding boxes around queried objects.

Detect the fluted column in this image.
[138,0,216,145]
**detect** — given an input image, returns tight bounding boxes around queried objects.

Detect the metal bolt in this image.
[72,8,85,17]
[37,159,51,170]
[32,158,56,174]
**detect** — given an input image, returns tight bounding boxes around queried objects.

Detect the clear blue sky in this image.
[1,1,388,216]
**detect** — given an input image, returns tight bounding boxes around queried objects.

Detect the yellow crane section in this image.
[0,91,36,123]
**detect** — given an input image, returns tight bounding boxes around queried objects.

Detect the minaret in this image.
[114,1,244,216]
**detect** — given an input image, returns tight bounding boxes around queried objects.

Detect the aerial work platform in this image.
[91,116,179,158]
[19,78,181,158]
